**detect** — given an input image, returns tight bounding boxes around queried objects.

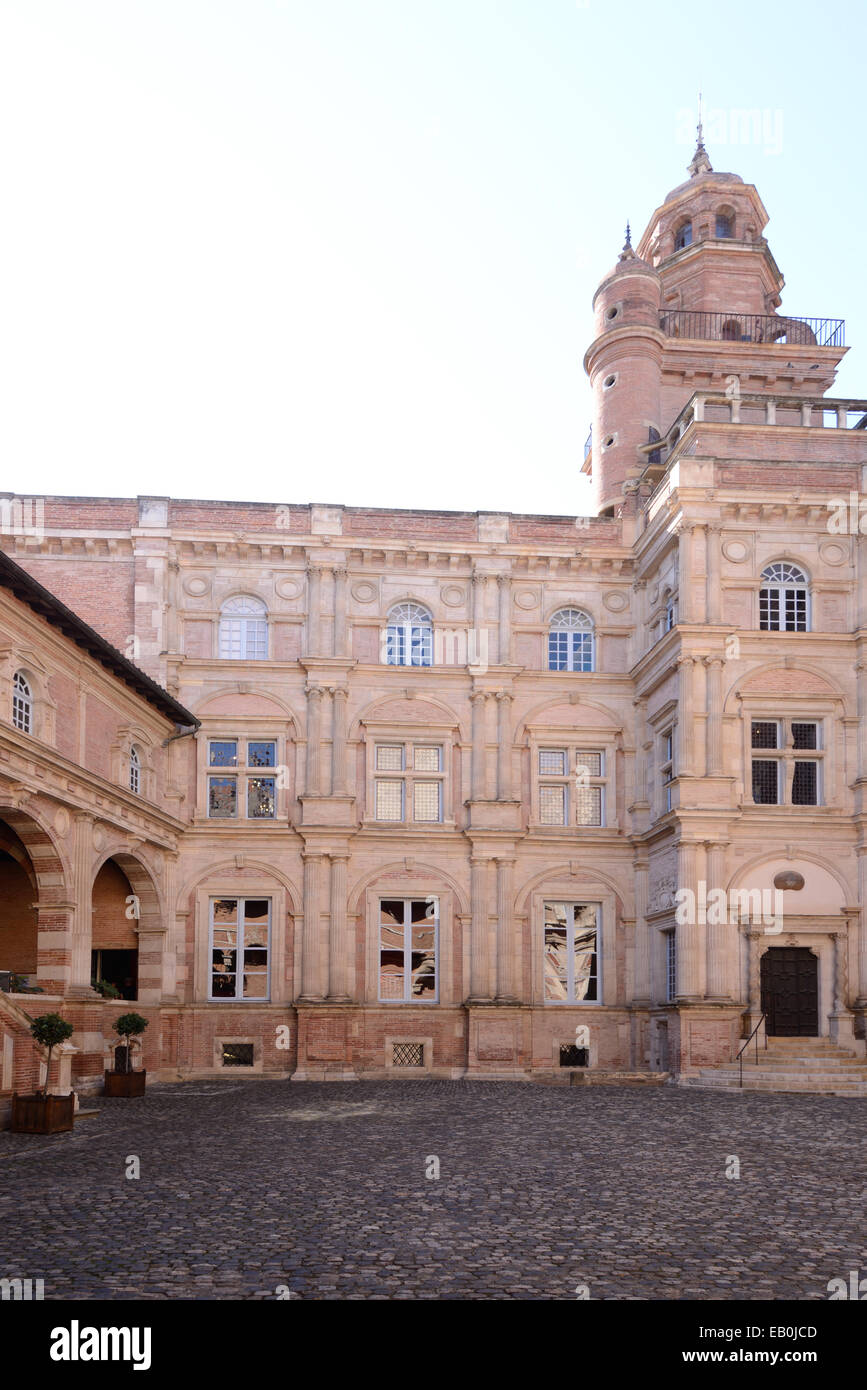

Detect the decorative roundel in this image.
[818,540,847,567]
[773,870,805,891]
[275,577,304,601]
[721,539,749,563]
[92,825,105,851]
[513,589,539,610]
[602,590,629,613]
[440,584,466,608]
[54,808,70,836]
[351,581,378,604]
[183,575,210,597]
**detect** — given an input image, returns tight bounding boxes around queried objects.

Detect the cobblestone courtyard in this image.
[1,1081,864,1300]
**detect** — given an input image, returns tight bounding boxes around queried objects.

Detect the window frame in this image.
[542,901,601,1006]
[218,595,269,661]
[748,717,823,807]
[547,608,595,673]
[534,744,607,828]
[363,724,455,826]
[377,896,439,1003]
[208,896,272,1002]
[384,602,433,668]
[758,563,810,632]
[12,670,32,734]
[204,735,281,821]
[129,745,141,795]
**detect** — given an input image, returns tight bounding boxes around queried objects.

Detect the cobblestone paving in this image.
[0,1081,864,1300]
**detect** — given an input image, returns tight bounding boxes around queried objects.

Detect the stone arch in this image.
[515,863,627,915]
[177,857,302,917]
[723,660,846,714]
[192,686,299,722]
[348,859,470,918]
[350,692,465,742]
[0,804,68,904]
[515,696,620,745]
[90,847,164,935]
[727,848,851,913]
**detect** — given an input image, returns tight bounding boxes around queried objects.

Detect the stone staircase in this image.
[683,1037,867,1096]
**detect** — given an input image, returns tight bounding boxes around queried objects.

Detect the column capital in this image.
[495,689,513,704]
[305,683,323,700]
[703,654,724,669]
[496,572,510,588]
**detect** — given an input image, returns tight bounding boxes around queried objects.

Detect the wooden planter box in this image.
[104,1069,147,1097]
[11,1092,75,1134]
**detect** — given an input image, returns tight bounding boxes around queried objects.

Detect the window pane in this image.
[411,917,436,999]
[539,785,566,825]
[209,741,238,767]
[247,777,276,818]
[211,973,236,997]
[379,899,405,999]
[243,972,268,999]
[569,632,593,671]
[212,948,237,973]
[376,745,404,771]
[792,761,818,805]
[573,905,598,1001]
[792,722,817,750]
[247,741,276,767]
[751,721,778,749]
[575,785,602,826]
[385,625,405,666]
[413,746,441,772]
[548,632,568,671]
[752,760,779,804]
[375,781,403,820]
[208,777,237,817]
[574,750,602,777]
[544,924,569,1001]
[243,949,268,969]
[410,624,432,666]
[413,782,441,822]
[539,750,566,775]
[213,899,238,923]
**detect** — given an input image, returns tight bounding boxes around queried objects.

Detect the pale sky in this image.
[1,1,864,517]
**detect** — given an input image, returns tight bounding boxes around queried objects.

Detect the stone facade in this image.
[2,140,866,1103]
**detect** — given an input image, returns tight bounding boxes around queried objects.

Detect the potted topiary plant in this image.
[11,1013,76,1133]
[104,1012,149,1097]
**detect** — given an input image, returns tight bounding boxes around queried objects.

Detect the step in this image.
[702,1070,867,1084]
[685,1076,867,1095]
[722,1058,867,1071]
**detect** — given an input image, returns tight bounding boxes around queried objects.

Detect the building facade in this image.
[2,136,867,1101]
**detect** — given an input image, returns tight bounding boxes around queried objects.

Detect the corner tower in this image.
[582,127,847,515]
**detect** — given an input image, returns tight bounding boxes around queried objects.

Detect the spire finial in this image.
[688,91,713,177]
[618,219,635,261]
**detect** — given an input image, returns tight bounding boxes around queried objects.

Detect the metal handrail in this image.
[659,311,845,348]
[736,1014,767,1088]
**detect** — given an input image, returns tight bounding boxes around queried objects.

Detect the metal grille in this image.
[792,761,818,805]
[559,1044,588,1068]
[413,781,441,822]
[392,1043,424,1067]
[751,721,778,749]
[221,1043,254,1067]
[539,749,566,775]
[539,785,566,825]
[248,741,276,767]
[376,744,404,770]
[752,760,779,804]
[413,745,441,772]
[209,741,238,767]
[574,750,602,777]
[659,310,845,349]
[575,785,602,826]
[792,722,817,750]
[375,780,403,820]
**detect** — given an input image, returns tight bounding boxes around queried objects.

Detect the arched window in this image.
[674,221,692,251]
[219,595,268,660]
[548,609,594,672]
[715,212,734,238]
[12,671,32,733]
[759,563,809,632]
[385,603,433,667]
[129,745,141,795]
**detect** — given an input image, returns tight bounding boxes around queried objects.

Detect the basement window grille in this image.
[221,1043,254,1067]
[559,1044,589,1068]
[392,1042,424,1067]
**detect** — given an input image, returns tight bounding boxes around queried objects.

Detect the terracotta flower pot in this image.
[11,1092,75,1134]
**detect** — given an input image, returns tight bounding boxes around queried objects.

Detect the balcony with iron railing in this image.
[659,311,845,349]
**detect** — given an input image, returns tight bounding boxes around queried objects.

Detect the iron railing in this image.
[737,1013,768,1088]
[659,311,845,349]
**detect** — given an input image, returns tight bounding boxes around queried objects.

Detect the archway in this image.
[0,821,38,986]
[91,859,139,1000]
